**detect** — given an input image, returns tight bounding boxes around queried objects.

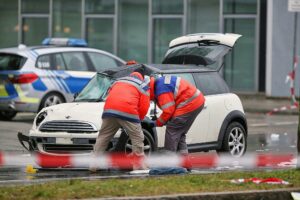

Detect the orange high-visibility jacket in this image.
[153,75,205,127]
[102,72,150,123]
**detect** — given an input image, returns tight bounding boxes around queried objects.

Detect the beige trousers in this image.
[94,117,145,155]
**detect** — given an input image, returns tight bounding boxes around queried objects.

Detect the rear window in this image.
[0,53,27,70]
[193,72,230,95]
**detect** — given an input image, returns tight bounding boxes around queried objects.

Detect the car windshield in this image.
[0,53,27,70]
[74,73,114,102]
[162,43,230,70]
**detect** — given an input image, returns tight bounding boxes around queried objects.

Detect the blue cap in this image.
[42,38,88,47]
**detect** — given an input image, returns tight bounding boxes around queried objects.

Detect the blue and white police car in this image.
[0,38,125,120]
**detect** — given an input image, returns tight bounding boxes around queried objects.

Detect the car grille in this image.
[39,120,97,133]
[43,144,94,153]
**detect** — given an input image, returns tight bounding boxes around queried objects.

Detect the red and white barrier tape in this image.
[267,56,299,115]
[0,152,298,169]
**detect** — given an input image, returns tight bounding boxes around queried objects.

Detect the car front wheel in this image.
[116,129,156,155]
[218,122,247,157]
[39,93,65,111]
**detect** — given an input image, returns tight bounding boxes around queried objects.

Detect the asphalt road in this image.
[0,112,298,153]
[0,112,298,184]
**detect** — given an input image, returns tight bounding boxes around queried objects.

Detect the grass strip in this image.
[0,169,299,200]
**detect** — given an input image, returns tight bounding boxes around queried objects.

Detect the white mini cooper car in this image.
[19,33,247,157]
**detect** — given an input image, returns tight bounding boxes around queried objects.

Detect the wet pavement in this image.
[0,110,298,184]
[0,131,298,185]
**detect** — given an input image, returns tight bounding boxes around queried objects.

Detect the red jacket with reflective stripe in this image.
[153,76,205,127]
[102,72,150,123]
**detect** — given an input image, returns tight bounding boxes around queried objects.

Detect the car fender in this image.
[217,110,247,149]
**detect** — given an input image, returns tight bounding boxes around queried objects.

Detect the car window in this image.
[75,73,113,102]
[53,53,67,70]
[193,72,230,95]
[36,54,51,69]
[0,53,27,70]
[87,52,120,71]
[62,52,89,71]
[169,73,196,86]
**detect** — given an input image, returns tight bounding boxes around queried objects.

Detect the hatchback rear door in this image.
[162,33,241,71]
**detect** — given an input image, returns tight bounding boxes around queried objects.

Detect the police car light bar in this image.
[42,38,88,47]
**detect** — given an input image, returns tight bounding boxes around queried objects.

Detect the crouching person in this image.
[149,75,205,155]
[91,68,150,172]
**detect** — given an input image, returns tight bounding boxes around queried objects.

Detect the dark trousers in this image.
[164,105,204,154]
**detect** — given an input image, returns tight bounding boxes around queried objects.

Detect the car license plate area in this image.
[56,138,73,144]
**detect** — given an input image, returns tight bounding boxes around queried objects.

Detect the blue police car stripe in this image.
[47,70,65,92]
[49,71,67,92]
[32,78,47,91]
[53,71,71,93]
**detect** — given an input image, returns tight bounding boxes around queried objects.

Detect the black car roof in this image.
[144,64,215,74]
[100,64,215,79]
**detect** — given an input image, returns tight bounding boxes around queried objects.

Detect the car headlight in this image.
[35,111,47,127]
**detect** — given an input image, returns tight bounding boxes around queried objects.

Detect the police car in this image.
[0,38,125,120]
[19,33,248,158]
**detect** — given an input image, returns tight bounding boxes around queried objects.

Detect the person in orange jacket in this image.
[149,75,205,155]
[93,68,150,169]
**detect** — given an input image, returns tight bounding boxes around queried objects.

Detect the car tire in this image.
[218,122,247,157]
[0,110,17,121]
[116,128,156,155]
[39,93,65,111]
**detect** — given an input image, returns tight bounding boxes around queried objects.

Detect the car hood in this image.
[162,33,242,70]
[37,102,103,130]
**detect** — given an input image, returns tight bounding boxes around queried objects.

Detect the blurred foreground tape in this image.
[0,152,298,170]
[291,192,300,200]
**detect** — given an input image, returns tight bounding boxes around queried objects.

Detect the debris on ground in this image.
[230,177,289,185]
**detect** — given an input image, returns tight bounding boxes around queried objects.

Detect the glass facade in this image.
[118,0,148,62]
[0,0,18,48]
[153,19,182,63]
[23,18,48,46]
[85,0,115,14]
[187,0,219,33]
[224,18,256,91]
[22,0,49,13]
[53,0,81,38]
[0,0,261,92]
[222,0,258,92]
[223,0,257,14]
[87,18,114,53]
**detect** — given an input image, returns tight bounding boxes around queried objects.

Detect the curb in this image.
[83,188,300,200]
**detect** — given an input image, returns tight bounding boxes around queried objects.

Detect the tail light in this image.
[9,73,38,84]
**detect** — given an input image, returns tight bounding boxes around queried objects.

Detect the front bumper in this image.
[18,132,118,154]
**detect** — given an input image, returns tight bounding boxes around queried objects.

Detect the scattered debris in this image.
[230,177,289,185]
[25,165,38,174]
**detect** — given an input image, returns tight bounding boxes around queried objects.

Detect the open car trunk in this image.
[162,33,242,71]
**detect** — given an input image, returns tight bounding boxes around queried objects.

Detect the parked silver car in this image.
[0,38,125,120]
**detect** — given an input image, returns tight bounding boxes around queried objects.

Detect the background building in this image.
[0,0,299,97]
